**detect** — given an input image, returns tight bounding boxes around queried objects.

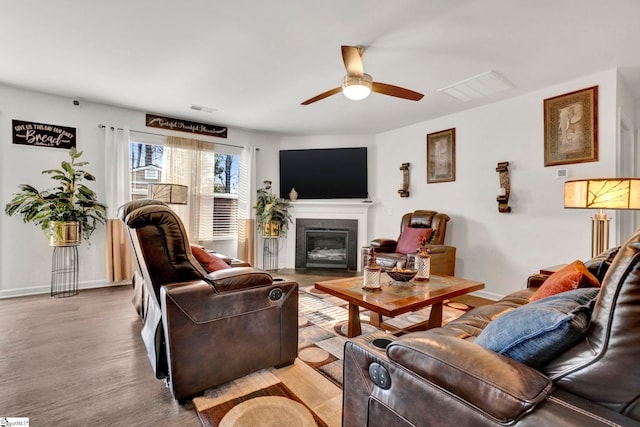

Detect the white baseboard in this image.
[0,280,131,299]
[471,289,504,302]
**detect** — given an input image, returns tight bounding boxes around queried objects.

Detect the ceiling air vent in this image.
[438,71,514,102]
[190,104,216,113]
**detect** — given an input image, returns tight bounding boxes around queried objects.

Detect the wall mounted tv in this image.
[279,147,368,199]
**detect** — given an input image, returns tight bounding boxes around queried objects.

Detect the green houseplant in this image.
[254,180,292,237]
[5,147,107,245]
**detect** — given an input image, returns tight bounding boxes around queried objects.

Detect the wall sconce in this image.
[496,162,511,213]
[398,163,410,197]
[564,178,640,257]
[148,183,188,205]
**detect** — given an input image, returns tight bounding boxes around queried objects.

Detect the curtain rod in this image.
[98,124,247,150]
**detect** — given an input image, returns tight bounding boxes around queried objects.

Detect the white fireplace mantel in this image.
[283,199,372,270]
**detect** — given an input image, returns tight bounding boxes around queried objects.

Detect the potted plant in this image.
[5,147,107,246]
[254,180,292,237]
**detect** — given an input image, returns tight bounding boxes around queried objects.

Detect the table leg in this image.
[427,302,443,329]
[348,303,362,338]
[369,311,382,328]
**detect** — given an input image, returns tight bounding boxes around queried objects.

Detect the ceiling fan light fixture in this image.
[342,74,373,100]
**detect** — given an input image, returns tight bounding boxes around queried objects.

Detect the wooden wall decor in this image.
[496,161,511,213]
[398,163,410,197]
[146,113,227,138]
[12,119,76,150]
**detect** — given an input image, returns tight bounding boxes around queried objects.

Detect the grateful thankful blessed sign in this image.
[12,120,77,149]
[146,113,227,138]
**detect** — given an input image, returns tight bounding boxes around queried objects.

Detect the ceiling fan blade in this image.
[341,45,364,76]
[371,82,424,101]
[301,87,342,105]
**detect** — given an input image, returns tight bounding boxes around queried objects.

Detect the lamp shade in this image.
[564,178,640,209]
[148,183,188,205]
[342,74,373,100]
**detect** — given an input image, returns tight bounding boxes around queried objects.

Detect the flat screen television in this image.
[279,147,368,199]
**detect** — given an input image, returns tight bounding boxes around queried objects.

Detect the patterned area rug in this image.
[194,283,470,427]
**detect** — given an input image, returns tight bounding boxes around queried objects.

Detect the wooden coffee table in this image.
[314,273,484,337]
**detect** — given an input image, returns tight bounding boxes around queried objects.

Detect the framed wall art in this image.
[427,128,456,183]
[543,86,598,167]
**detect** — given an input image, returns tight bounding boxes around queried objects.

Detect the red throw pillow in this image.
[190,245,231,272]
[395,227,434,255]
[530,260,600,301]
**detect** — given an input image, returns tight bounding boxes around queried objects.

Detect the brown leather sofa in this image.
[343,229,640,426]
[370,210,456,275]
[118,200,298,401]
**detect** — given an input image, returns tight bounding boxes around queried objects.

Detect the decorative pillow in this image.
[190,245,231,272]
[396,227,434,254]
[475,287,599,369]
[530,260,600,302]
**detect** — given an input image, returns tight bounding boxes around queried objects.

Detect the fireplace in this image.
[283,200,372,271]
[295,218,358,270]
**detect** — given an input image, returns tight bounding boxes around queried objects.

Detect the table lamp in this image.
[564,178,640,257]
[148,183,188,205]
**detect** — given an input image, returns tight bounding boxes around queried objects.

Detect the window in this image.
[144,169,158,180]
[128,137,240,244]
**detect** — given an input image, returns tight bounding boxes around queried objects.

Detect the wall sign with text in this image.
[12,119,77,150]
[146,113,228,138]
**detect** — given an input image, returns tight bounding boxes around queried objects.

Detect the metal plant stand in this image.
[51,245,79,297]
[262,237,279,272]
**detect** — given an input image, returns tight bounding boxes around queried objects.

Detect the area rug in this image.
[194,283,471,427]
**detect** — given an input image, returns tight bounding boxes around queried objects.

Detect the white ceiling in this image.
[2,0,640,136]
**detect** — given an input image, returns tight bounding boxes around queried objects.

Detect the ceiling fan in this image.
[301,45,424,105]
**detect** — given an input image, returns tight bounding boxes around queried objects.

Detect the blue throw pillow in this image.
[475,288,599,369]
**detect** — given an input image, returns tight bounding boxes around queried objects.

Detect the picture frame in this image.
[427,128,456,183]
[543,86,598,167]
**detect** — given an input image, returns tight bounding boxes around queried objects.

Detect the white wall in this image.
[372,69,620,300]
[0,84,280,297]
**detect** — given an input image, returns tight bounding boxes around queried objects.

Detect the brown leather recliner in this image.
[343,230,640,426]
[370,210,456,275]
[118,200,298,401]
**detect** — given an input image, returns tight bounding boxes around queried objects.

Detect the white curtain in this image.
[104,125,132,282]
[163,136,216,243]
[238,146,257,266]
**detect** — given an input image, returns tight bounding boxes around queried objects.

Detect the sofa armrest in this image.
[527,273,549,288]
[387,334,552,423]
[428,245,456,276]
[205,267,272,292]
[370,238,397,252]
[161,280,296,323]
[425,244,449,255]
[345,333,639,427]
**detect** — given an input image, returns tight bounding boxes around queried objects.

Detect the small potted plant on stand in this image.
[254,180,292,272]
[254,180,292,238]
[5,147,107,245]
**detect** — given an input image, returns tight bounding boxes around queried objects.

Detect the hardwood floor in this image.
[0,285,200,426]
[0,269,490,426]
